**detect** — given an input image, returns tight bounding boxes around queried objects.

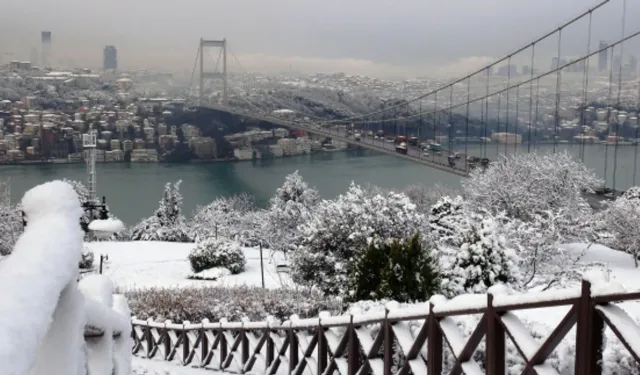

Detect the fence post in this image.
[219,323,228,370]
[200,321,209,368]
[241,325,249,371]
[575,280,604,375]
[347,315,360,375]
[317,318,327,375]
[427,302,443,375]
[99,254,104,274]
[486,293,505,375]
[383,309,393,375]
[163,321,171,360]
[288,322,298,375]
[265,326,274,371]
[259,242,265,289]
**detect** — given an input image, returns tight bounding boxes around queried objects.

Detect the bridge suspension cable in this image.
[314,0,612,125]
[612,0,627,192]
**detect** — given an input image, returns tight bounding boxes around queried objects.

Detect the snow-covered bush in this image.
[403,184,460,213]
[350,234,440,302]
[0,184,22,257]
[442,214,521,296]
[131,181,192,242]
[602,192,640,266]
[291,183,424,296]
[463,151,600,221]
[505,208,596,287]
[429,195,466,246]
[263,171,318,255]
[188,238,246,274]
[125,286,343,323]
[189,194,260,245]
[79,249,95,270]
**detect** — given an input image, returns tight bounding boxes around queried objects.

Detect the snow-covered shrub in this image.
[189,194,259,245]
[429,195,466,246]
[125,286,343,323]
[504,209,596,287]
[442,214,521,296]
[131,181,192,242]
[0,179,22,257]
[188,238,246,274]
[263,171,318,254]
[292,182,424,296]
[350,234,440,302]
[403,184,460,213]
[79,249,95,269]
[602,192,640,266]
[463,151,600,221]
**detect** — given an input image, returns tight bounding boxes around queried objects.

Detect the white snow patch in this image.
[86,241,291,290]
[0,180,84,375]
[89,218,125,233]
[188,267,231,280]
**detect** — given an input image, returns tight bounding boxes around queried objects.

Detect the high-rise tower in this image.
[41,31,51,68]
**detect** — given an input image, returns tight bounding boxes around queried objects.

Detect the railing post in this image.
[383,309,393,375]
[182,323,190,365]
[575,280,604,375]
[145,322,153,358]
[427,303,443,375]
[486,293,505,375]
[219,324,228,370]
[163,322,171,360]
[347,315,360,375]
[317,319,327,375]
[200,321,209,368]
[241,326,250,371]
[265,327,274,370]
[288,323,298,375]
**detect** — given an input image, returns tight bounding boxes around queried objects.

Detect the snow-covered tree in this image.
[349,233,441,302]
[131,181,191,242]
[442,213,521,296]
[291,182,424,296]
[404,184,460,213]
[463,151,600,221]
[263,171,318,254]
[155,180,184,227]
[602,193,640,266]
[429,195,466,246]
[189,193,261,245]
[0,180,22,257]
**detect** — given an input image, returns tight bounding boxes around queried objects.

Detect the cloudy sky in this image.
[1,0,638,78]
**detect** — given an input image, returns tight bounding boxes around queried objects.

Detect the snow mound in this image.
[89,218,125,233]
[0,180,84,375]
[189,267,231,280]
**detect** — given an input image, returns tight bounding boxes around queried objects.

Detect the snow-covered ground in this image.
[132,357,226,375]
[86,241,293,290]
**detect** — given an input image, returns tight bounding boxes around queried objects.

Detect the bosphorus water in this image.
[2,143,639,225]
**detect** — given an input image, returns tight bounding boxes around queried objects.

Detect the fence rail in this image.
[131,279,640,375]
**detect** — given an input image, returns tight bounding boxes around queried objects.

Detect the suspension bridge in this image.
[188,0,640,193]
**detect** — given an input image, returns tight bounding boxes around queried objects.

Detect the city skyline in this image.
[1,0,639,78]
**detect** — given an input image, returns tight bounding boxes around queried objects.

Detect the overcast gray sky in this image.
[1,0,638,78]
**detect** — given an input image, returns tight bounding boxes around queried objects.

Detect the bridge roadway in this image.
[201,104,620,208]
[202,104,472,176]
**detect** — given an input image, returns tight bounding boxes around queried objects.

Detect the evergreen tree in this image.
[350,234,441,302]
[264,171,318,254]
[443,214,521,296]
[429,195,465,245]
[155,180,183,227]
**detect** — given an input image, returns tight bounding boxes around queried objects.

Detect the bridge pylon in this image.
[199,38,228,106]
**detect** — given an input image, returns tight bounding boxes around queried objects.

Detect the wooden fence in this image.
[131,280,640,375]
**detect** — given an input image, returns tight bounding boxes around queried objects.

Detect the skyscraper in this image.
[41,31,52,67]
[629,55,638,75]
[103,45,117,70]
[598,41,608,72]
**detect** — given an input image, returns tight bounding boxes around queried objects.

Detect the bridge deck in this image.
[202,104,472,176]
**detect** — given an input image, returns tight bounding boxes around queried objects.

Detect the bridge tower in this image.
[199,38,228,106]
[82,126,98,204]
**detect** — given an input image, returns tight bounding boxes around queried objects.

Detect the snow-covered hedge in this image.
[79,249,95,270]
[188,238,247,274]
[125,286,343,323]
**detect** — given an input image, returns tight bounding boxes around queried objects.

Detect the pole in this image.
[199,38,204,106]
[99,254,104,274]
[259,242,265,289]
